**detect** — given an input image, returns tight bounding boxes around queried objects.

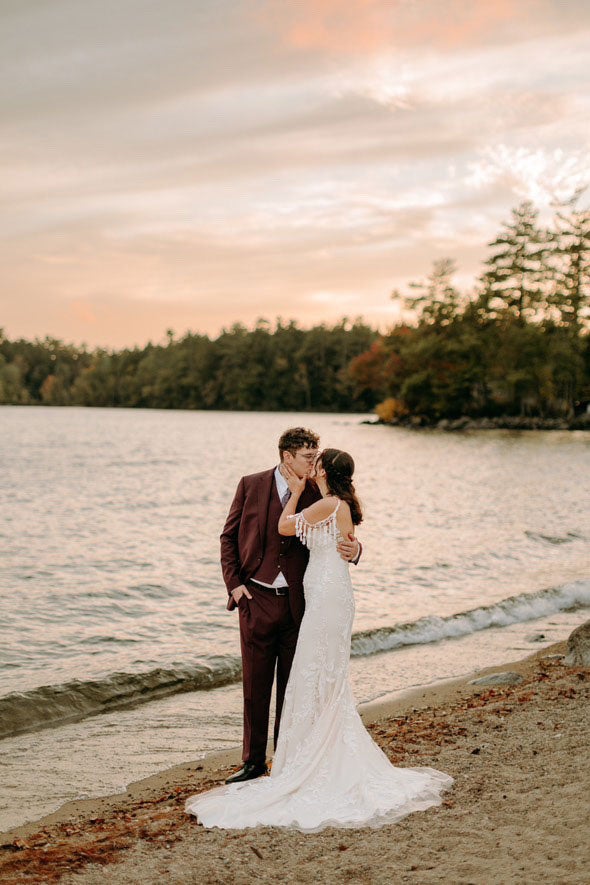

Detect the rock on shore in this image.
[565,620,590,667]
[469,671,523,686]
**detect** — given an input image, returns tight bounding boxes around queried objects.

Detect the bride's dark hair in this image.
[319,448,363,526]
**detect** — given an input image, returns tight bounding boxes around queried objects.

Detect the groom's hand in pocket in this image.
[227,583,252,612]
[231,584,253,604]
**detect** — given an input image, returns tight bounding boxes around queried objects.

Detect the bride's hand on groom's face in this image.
[282,463,306,495]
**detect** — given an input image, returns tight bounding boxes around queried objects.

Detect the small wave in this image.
[351,579,590,656]
[0,656,242,741]
[525,530,584,546]
[2,581,588,741]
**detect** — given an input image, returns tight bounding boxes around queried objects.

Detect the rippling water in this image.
[1,406,589,830]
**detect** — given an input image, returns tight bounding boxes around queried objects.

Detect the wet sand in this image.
[1,640,588,884]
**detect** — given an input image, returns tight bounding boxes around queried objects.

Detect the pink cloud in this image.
[263,0,543,55]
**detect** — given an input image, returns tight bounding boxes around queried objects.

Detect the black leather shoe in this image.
[225,762,268,784]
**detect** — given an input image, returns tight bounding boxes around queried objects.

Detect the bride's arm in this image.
[298,497,339,525]
[279,496,341,536]
[335,500,354,540]
[336,502,360,562]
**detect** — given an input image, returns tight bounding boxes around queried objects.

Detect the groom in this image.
[221,427,361,783]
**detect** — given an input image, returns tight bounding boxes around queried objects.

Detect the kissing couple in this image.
[186,427,452,831]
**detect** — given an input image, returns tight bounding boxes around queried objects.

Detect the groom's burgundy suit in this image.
[221,467,321,766]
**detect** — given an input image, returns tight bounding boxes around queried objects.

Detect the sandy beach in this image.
[1,637,588,884]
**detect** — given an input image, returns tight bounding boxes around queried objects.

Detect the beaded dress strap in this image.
[289,499,341,546]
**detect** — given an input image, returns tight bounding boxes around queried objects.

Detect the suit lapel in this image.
[257,468,276,547]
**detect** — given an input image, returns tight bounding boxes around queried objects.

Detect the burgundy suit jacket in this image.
[220,467,321,625]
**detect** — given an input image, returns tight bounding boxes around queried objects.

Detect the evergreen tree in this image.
[480,201,549,322]
[548,191,590,328]
[398,258,462,326]
[1,197,588,420]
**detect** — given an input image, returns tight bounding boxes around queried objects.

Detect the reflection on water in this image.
[1,407,589,695]
[0,407,589,831]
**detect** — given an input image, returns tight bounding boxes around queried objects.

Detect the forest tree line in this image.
[1,199,589,421]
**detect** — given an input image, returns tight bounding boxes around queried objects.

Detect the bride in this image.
[185,448,453,831]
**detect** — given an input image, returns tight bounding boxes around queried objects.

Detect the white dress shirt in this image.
[251,466,290,589]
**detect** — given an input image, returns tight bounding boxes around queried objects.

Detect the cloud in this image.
[1,1,589,346]
[263,0,550,56]
[466,146,590,208]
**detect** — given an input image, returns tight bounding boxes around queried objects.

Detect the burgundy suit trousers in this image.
[238,582,299,765]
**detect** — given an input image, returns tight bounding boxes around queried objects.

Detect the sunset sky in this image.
[1,0,589,348]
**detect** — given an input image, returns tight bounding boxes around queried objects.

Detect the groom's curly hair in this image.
[278,427,320,460]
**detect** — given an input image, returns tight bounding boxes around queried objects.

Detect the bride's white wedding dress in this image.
[185,503,453,832]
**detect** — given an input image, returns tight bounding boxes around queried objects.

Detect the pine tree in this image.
[395,258,462,326]
[548,191,590,329]
[480,202,549,323]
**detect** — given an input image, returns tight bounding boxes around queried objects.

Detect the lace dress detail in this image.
[185,502,453,832]
[291,499,343,548]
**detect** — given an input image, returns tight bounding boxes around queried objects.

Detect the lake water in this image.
[1,406,589,831]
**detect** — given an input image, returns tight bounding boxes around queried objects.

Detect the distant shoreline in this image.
[3,403,590,431]
[365,414,590,431]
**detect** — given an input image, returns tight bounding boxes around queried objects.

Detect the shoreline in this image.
[0,652,551,843]
[0,668,477,844]
[365,414,590,431]
[2,635,589,883]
